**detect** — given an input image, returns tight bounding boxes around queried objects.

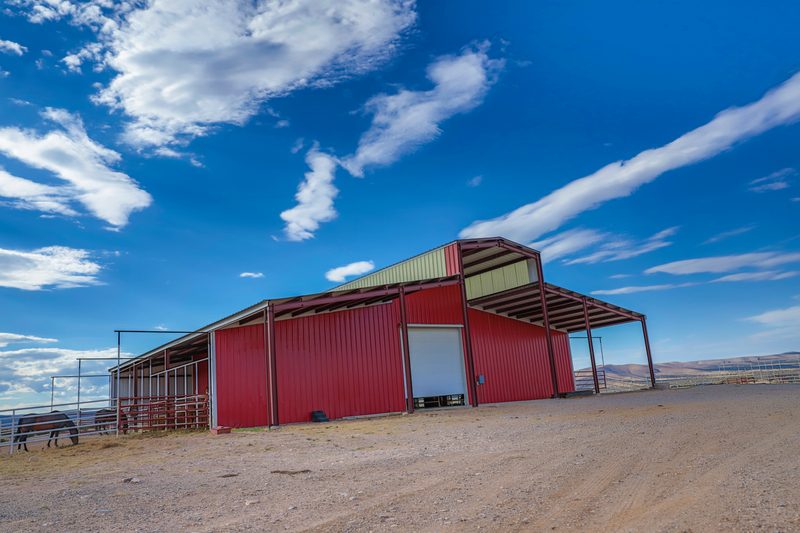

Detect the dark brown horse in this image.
[14,411,78,452]
[94,408,129,435]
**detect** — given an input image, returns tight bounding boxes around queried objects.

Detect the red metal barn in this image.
[112,238,654,428]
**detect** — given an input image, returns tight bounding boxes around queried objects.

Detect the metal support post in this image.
[641,318,656,387]
[116,331,121,438]
[77,360,82,429]
[50,377,55,411]
[582,299,600,394]
[534,254,560,397]
[398,287,414,414]
[266,304,279,427]
[456,244,479,407]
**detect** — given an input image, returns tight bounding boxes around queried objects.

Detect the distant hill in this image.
[579,352,800,379]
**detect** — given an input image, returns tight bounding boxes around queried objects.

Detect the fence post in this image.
[9,409,15,455]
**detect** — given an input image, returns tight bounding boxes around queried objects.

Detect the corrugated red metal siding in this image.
[552,331,576,394]
[402,284,463,324]
[444,243,460,276]
[469,309,574,403]
[275,303,406,424]
[215,325,270,428]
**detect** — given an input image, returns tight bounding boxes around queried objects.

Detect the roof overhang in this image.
[468,281,644,333]
[457,238,540,278]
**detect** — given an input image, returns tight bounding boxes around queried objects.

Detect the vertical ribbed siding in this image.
[444,243,460,275]
[403,284,463,324]
[215,325,269,428]
[275,303,405,424]
[336,248,447,290]
[465,260,530,300]
[469,309,575,403]
[552,331,576,393]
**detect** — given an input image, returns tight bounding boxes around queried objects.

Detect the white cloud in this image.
[702,225,756,245]
[608,274,632,279]
[747,305,800,328]
[746,304,800,343]
[280,144,339,241]
[460,70,800,243]
[467,175,483,187]
[532,228,605,263]
[154,325,168,331]
[0,346,120,407]
[749,168,795,193]
[567,226,678,264]
[281,44,502,240]
[239,272,264,278]
[325,260,375,282]
[36,0,416,148]
[0,108,152,227]
[0,38,27,56]
[645,251,800,275]
[0,245,103,290]
[290,138,305,154]
[711,270,799,283]
[341,43,504,177]
[274,120,290,129]
[591,283,696,295]
[0,332,57,348]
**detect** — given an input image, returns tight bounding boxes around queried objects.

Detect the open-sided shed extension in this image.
[112,238,654,428]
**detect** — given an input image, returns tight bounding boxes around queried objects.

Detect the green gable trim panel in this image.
[465,260,533,300]
[337,248,447,290]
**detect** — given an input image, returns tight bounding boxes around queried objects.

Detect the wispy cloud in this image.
[341,43,503,177]
[290,138,305,154]
[0,108,152,228]
[325,260,375,282]
[532,228,605,263]
[747,305,800,328]
[710,271,799,283]
[591,283,696,296]
[0,245,104,291]
[0,38,27,56]
[280,144,339,241]
[282,43,502,240]
[567,227,678,265]
[30,0,417,149]
[467,175,483,187]
[702,225,756,245]
[460,70,800,243]
[0,333,57,348]
[608,274,633,279]
[645,251,800,275]
[749,168,795,192]
[239,272,264,279]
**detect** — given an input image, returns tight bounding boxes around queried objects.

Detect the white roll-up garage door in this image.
[408,327,467,398]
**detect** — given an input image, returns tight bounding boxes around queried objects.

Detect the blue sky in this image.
[1,1,799,408]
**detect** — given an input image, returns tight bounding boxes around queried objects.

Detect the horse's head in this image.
[69,434,79,445]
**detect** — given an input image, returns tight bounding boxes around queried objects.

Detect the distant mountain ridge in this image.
[580,352,800,378]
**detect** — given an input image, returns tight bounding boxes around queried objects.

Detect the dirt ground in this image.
[1,384,799,532]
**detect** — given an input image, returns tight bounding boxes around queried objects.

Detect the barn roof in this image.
[116,237,645,371]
